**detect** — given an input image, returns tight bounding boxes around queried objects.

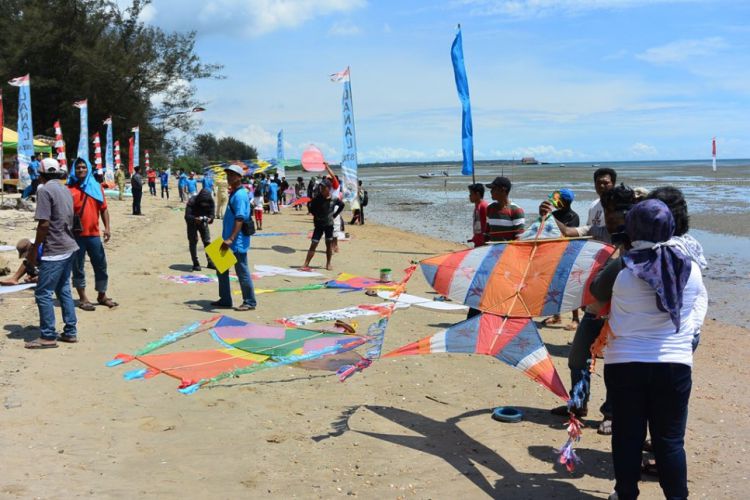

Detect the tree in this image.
[0,0,222,162]
[194,133,257,161]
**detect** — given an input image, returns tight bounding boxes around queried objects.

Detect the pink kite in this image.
[301,145,326,172]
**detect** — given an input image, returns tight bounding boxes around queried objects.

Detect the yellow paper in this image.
[205,238,237,274]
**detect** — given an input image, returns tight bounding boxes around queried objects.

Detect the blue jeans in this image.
[72,236,108,292]
[35,256,77,340]
[568,312,611,416]
[217,252,257,307]
[605,362,692,500]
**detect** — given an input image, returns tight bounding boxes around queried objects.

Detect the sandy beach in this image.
[1,190,748,499]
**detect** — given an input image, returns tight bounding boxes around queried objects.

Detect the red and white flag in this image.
[145,149,150,169]
[54,120,67,169]
[712,137,716,157]
[73,99,88,109]
[93,132,103,172]
[330,67,350,82]
[114,140,121,170]
[8,74,30,87]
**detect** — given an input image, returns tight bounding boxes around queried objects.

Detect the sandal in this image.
[58,334,78,343]
[540,316,562,327]
[234,304,256,311]
[97,298,119,308]
[78,302,96,311]
[597,419,613,435]
[25,338,58,349]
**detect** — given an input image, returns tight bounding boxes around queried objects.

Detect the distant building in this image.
[520,157,539,165]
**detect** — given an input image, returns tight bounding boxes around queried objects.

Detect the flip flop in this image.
[25,339,58,349]
[78,302,96,311]
[97,298,119,308]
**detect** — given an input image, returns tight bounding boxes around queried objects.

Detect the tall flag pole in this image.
[92,132,103,177]
[53,120,67,170]
[451,25,475,182]
[114,140,122,171]
[8,74,34,190]
[73,99,89,162]
[276,129,285,179]
[712,137,717,172]
[330,66,358,201]
[131,126,140,170]
[104,117,114,184]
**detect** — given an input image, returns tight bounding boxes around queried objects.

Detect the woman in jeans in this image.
[605,199,707,500]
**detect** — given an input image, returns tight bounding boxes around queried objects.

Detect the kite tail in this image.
[178,339,367,395]
[567,368,589,412]
[336,358,372,381]
[556,414,584,472]
[589,320,613,374]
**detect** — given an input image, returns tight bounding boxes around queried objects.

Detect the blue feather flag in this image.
[451,26,474,177]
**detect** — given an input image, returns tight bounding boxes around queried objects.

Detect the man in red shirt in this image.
[67,158,118,311]
[146,167,157,196]
[467,183,488,247]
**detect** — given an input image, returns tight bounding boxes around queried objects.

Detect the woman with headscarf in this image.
[604,199,707,500]
[67,157,118,310]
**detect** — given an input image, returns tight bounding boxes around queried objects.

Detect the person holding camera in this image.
[24,159,80,349]
[185,185,216,272]
[67,157,117,311]
[211,165,257,311]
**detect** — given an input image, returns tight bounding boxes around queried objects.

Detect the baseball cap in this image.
[485,176,512,191]
[16,238,33,259]
[223,164,244,177]
[559,188,575,202]
[39,157,65,175]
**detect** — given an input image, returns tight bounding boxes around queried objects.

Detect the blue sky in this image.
[138,0,750,162]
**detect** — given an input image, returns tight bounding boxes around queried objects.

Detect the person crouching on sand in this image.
[302,165,344,271]
[0,239,40,286]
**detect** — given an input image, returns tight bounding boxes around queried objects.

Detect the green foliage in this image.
[172,155,203,173]
[0,0,222,161]
[194,133,257,161]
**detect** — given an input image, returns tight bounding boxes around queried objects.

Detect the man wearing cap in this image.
[552,188,580,228]
[485,176,525,242]
[212,164,257,311]
[467,183,488,247]
[0,239,40,286]
[24,158,80,348]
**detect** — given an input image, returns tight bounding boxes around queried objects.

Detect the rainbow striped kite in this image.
[421,238,614,317]
[385,314,568,401]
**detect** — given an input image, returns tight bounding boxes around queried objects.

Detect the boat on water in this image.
[418,170,449,179]
[592,164,601,167]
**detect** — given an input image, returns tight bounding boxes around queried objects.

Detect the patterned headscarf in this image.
[623,199,692,331]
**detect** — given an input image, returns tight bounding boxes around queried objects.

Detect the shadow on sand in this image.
[353,405,607,498]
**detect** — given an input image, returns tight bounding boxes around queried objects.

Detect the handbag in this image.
[229,191,256,236]
[72,193,89,235]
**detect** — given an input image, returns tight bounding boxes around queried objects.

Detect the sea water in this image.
[360,160,750,326]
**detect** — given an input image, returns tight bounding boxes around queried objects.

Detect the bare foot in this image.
[326,264,333,271]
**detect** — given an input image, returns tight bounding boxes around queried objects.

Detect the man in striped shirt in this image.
[485,176,525,241]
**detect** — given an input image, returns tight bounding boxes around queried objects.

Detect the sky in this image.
[137,0,750,163]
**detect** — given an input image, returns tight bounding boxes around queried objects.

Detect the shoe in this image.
[210,300,232,308]
[206,263,216,270]
[234,304,256,311]
[551,404,588,418]
[192,265,201,272]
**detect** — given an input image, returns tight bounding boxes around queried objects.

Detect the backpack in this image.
[361,190,369,207]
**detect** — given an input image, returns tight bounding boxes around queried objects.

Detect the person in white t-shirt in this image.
[604,199,706,500]
[587,167,617,227]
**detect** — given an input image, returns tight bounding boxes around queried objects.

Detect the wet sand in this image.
[1,190,748,498]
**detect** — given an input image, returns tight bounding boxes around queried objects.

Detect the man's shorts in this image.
[311,225,334,243]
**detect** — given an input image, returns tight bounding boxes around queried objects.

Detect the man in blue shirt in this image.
[186,172,198,196]
[22,154,41,199]
[159,169,170,199]
[268,181,279,214]
[212,165,257,311]
[178,170,188,202]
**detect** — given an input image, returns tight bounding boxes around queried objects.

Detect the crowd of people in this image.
[466,167,707,500]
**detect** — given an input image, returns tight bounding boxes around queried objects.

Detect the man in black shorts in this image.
[302,174,344,271]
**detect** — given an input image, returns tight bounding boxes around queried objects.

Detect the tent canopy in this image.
[2,126,53,154]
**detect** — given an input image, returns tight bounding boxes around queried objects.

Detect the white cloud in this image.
[139,0,367,37]
[328,20,362,36]
[629,142,658,157]
[228,124,278,156]
[637,37,728,64]
[459,0,700,18]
